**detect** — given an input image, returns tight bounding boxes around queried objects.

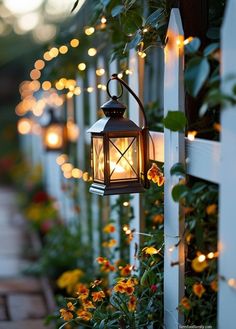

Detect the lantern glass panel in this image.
[44,124,64,149]
[93,136,104,182]
[109,137,138,181]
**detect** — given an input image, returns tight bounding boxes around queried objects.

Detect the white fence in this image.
[20,2,236,328]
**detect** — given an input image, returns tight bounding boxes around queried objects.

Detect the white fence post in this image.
[163,8,185,328]
[128,50,144,267]
[75,76,89,243]
[219,1,236,328]
[88,67,100,256]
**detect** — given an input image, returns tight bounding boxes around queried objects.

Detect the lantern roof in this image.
[87,116,141,134]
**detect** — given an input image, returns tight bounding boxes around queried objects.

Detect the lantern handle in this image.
[107,73,148,129]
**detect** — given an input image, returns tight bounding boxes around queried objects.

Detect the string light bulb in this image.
[78,63,86,71]
[101,16,107,24]
[85,27,95,35]
[197,254,206,263]
[70,39,79,48]
[88,48,97,56]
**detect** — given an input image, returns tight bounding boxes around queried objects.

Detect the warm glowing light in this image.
[70,38,79,48]
[67,120,79,142]
[74,86,81,95]
[61,163,73,172]
[78,62,86,71]
[87,87,94,93]
[30,80,41,92]
[42,81,52,91]
[85,26,95,35]
[168,246,175,252]
[43,51,52,61]
[117,73,123,79]
[55,81,64,90]
[187,130,197,141]
[34,59,45,70]
[198,254,206,263]
[207,252,215,259]
[125,69,132,75]
[123,201,129,207]
[123,225,129,232]
[33,24,57,43]
[17,12,39,32]
[56,154,68,166]
[47,132,59,145]
[176,39,181,47]
[49,47,59,58]
[30,69,41,80]
[88,48,97,56]
[72,168,83,179]
[143,28,148,33]
[82,172,89,181]
[138,51,146,58]
[59,45,68,54]
[183,36,194,45]
[63,171,72,179]
[67,91,74,98]
[96,68,105,76]
[101,16,107,24]
[126,229,131,235]
[17,118,32,134]
[3,0,43,14]
[228,279,236,288]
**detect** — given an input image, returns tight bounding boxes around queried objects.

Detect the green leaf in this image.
[111,5,124,17]
[172,184,189,202]
[163,111,187,131]
[101,0,110,6]
[127,31,142,50]
[185,57,210,97]
[185,38,201,54]
[145,8,164,26]
[170,162,185,177]
[203,42,219,56]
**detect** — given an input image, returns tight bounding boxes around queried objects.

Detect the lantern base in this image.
[89,181,145,196]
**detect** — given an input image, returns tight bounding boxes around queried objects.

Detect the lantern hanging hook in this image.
[106,73,148,129]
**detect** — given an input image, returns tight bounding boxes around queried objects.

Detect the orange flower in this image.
[67,302,75,311]
[96,257,106,264]
[120,264,132,277]
[77,309,92,321]
[180,297,191,311]
[125,285,135,295]
[147,163,165,186]
[193,283,205,298]
[92,290,105,302]
[206,204,217,215]
[82,299,96,309]
[210,280,218,292]
[102,239,117,248]
[60,309,73,321]
[103,223,116,233]
[152,214,164,224]
[128,295,137,312]
[101,260,115,272]
[76,283,89,300]
[191,257,208,273]
[113,282,126,294]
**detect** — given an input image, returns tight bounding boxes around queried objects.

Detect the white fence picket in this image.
[75,75,89,243]
[219,1,236,328]
[88,67,100,257]
[163,9,185,328]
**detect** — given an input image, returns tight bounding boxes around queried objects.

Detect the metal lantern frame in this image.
[87,74,149,196]
[42,108,66,152]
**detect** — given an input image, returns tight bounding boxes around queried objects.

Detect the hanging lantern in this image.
[42,108,66,151]
[87,74,149,196]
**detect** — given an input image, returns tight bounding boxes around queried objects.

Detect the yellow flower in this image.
[180,297,191,310]
[77,309,92,321]
[67,302,74,311]
[191,257,208,273]
[60,309,73,321]
[128,295,137,312]
[193,283,205,298]
[210,280,218,292]
[113,282,126,294]
[57,269,84,294]
[92,290,105,302]
[125,285,134,295]
[103,223,116,233]
[206,204,217,215]
[142,246,159,255]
